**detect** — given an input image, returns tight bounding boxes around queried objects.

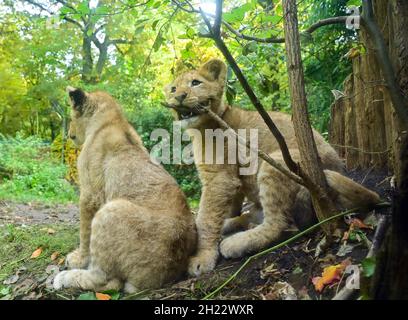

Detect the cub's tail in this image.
[324,170,381,210]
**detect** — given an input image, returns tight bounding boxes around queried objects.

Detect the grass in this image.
[0,135,79,204]
[0,223,78,299]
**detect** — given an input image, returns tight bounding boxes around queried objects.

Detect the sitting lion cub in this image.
[164,59,380,277]
[53,87,196,292]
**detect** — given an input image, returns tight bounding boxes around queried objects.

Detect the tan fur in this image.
[165,59,381,276]
[53,87,196,292]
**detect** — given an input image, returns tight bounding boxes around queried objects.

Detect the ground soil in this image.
[0,168,392,300]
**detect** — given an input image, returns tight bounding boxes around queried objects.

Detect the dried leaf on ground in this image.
[50,251,59,261]
[261,282,297,300]
[336,243,357,257]
[30,247,42,259]
[95,292,111,300]
[347,218,373,230]
[312,259,351,292]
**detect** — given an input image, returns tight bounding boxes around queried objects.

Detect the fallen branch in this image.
[202,202,391,300]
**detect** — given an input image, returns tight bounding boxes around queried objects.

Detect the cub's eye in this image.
[171,86,176,93]
[191,79,202,87]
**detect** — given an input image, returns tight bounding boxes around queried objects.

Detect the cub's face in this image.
[66,86,91,146]
[164,59,227,128]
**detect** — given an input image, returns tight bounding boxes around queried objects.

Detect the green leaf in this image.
[0,287,11,297]
[186,27,195,39]
[362,257,376,277]
[152,19,160,31]
[262,15,282,24]
[60,6,73,15]
[152,32,164,51]
[95,6,109,16]
[223,3,253,23]
[77,1,91,15]
[102,289,120,300]
[77,292,97,300]
[346,0,362,7]
[226,83,236,105]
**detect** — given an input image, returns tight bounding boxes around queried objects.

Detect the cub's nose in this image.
[70,135,76,140]
[175,93,187,103]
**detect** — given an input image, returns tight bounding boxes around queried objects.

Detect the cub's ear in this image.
[66,86,87,112]
[198,59,227,83]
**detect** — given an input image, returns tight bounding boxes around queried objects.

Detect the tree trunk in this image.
[372,136,408,299]
[95,40,109,81]
[81,33,93,83]
[282,0,338,234]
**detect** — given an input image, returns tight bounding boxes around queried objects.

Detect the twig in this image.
[161,102,304,186]
[203,202,391,300]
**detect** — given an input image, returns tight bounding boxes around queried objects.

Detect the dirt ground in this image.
[0,168,392,300]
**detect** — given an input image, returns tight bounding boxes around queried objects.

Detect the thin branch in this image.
[109,39,135,45]
[161,102,304,186]
[198,3,299,174]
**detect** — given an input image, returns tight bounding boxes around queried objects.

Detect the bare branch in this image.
[198,3,299,174]
[173,103,305,186]
[109,39,135,45]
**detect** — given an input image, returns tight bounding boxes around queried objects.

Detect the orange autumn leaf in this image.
[348,218,372,230]
[348,218,373,230]
[30,247,42,259]
[57,258,65,265]
[95,292,111,300]
[312,264,346,292]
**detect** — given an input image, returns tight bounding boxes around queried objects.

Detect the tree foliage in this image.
[0,0,359,200]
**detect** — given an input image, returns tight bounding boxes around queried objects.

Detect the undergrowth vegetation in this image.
[0,134,78,204]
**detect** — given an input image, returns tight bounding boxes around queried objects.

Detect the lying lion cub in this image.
[53,88,196,292]
[164,59,380,277]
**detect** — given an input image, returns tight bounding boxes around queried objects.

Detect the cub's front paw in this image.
[66,249,90,269]
[220,234,246,259]
[53,271,69,290]
[188,250,218,277]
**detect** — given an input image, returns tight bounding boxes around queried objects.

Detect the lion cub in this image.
[53,87,196,292]
[164,59,380,277]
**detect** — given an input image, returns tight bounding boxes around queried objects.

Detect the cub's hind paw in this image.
[220,234,247,259]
